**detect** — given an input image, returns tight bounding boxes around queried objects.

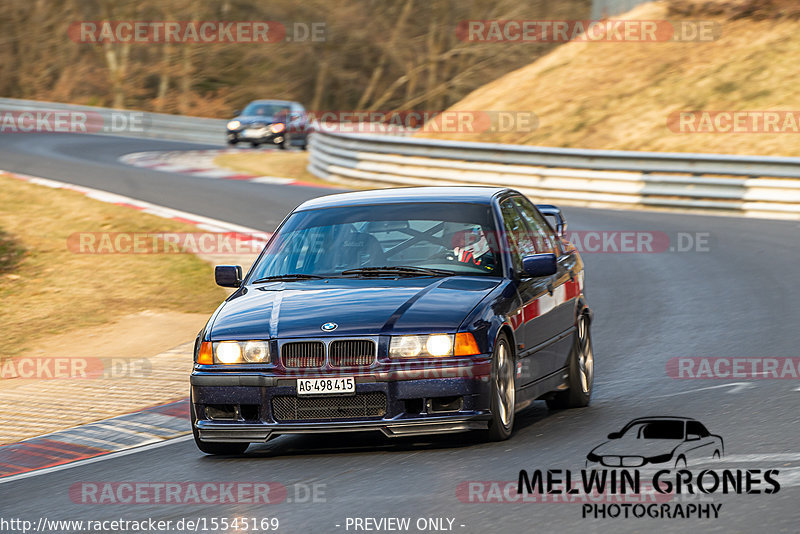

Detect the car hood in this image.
[210,277,500,339]
[234,115,281,126]
[591,437,684,457]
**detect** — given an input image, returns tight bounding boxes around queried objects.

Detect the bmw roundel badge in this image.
[321,322,338,332]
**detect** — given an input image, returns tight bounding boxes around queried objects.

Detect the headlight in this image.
[227,120,241,130]
[216,341,242,364]
[426,334,453,356]
[389,333,481,358]
[243,341,269,362]
[390,336,424,358]
[645,453,674,464]
[390,334,455,358]
[212,340,271,364]
[270,123,286,133]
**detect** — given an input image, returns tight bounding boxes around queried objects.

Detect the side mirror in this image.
[536,204,567,238]
[687,433,701,441]
[522,253,557,278]
[607,432,622,440]
[215,265,242,287]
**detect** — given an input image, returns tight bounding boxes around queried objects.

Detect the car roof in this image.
[626,416,698,424]
[247,99,298,106]
[295,186,514,211]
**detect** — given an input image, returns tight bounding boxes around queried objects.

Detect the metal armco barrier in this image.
[0,97,225,145]
[308,130,800,219]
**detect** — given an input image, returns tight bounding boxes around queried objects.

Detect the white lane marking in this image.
[185,169,236,178]
[250,176,294,184]
[720,382,755,393]
[774,467,800,487]
[0,435,194,485]
[652,382,756,398]
[147,163,194,172]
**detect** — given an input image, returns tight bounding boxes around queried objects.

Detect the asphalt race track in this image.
[1,133,798,533]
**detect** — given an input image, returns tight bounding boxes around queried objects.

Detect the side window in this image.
[687,421,709,438]
[500,199,537,273]
[512,197,555,254]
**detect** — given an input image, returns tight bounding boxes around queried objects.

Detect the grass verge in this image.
[0,173,227,355]
[213,150,329,185]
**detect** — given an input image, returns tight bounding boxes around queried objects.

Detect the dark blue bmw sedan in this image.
[190,187,593,454]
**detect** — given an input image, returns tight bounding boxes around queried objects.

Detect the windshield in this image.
[241,102,291,118]
[622,420,685,440]
[248,202,501,280]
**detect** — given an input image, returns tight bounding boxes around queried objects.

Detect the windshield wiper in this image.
[251,274,325,283]
[341,266,455,278]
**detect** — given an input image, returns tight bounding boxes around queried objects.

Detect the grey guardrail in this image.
[0,97,224,145]
[308,129,800,218]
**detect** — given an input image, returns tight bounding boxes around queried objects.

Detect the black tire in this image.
[546,312,593,410]
[483,333,516,441]
[279,134,291,150]
[191,400,249,456]
[250,142,259,148]
[227,139,238,146]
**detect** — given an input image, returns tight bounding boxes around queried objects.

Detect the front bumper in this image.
[227,128,284,144]
[191,358,493,442]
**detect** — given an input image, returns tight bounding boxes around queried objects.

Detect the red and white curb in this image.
[0,399,190,481]
[119,148,331,188]
[1,170,272,248]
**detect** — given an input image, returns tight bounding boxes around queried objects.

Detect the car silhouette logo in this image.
[321,322,338,332]
[586,416,724,469]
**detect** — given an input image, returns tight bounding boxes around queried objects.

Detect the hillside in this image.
[418,0,800,156]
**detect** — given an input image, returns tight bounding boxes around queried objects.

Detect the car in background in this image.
[586,417,724,468]
[226,100,310,149]
[190,187,593,455]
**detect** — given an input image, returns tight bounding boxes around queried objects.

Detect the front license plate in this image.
[296,377,355,396]
[242,128,261,138]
